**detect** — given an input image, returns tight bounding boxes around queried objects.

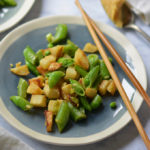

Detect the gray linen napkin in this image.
[127,0,150,24]
[0,126,33,150]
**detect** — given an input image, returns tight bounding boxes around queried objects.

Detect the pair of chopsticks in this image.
[75,0,150,149]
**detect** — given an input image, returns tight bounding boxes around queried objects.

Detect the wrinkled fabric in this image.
[0,126,33,150]
[127,0,150,24]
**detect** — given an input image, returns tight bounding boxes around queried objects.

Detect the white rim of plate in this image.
[0,16,147,146]
[0,0,35,32]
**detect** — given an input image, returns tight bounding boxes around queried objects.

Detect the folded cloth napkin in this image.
[0,126,33,150]
[127,0,150,25]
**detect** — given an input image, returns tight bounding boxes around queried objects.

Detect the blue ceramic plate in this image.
[0,0,35,32]
[0,16,147,145]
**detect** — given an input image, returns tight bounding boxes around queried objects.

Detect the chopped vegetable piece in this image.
[55,101,70,133]
[43,84,60,99]
[63,40,78,57]
[48,62,62,71]
[70,79,85,96]
[65,66,79,80]
[88,54,100,70]
[100,59,111,79]
[49,45,63,59]
[24,46,38,65]
[83,65,100,87]
[79,96,92,112]
[74,49,89,70]
[99,80,111,95]
[48,100,63,115]
[75,65,87,77]
[91,95,102,110]
[47,24,68,44]
[27,82,43,95]
[107,79,117,95]
[45,51,50,56]
[45,111,53,132]
[57,57,74,68]
[10,96,33,111]
[17,78,28,99]
[30,95,47,107]
[10,64,30,76]
[29,76,44,88]
[48,71,65,88]
[68,102,86,122]
[26,60,40,76]
[40,55,56,70]
[85,87,97,99]
[83,43,98,53]
[36,50,44,63]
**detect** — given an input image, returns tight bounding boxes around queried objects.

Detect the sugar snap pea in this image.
[48,71,65,88]
[75,65,87,77]
[47,43,54,48]
[68,102,86,122]
[57,57,74,68]
[24,46,38,65]
[83,65,100,87]
[88,54,100,70]
[36,49,44,63]
[100,58,112,79]
[17,78,28,99]
[70,79,85,96]
[91,95,102,110]
[63,40,78,57]
[79,96,92,112]
[0,0,17,6]
[55,101,70,132]
[25,60,40,76]
[10,96,33,111]
[47,24,68,45]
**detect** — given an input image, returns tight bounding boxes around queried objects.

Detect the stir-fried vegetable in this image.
[9,24,117,133]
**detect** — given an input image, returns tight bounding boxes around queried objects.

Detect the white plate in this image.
[0,0,35,32]
[0,16,147,145]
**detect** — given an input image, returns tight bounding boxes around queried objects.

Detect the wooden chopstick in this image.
[75,0,150,149]
[84,14,150,108]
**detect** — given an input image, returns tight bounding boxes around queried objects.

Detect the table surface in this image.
[0,0,150,150]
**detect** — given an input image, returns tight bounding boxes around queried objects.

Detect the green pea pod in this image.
[70,79,85,96]
[47,24,68,45]
[88,54,100,70]
[57,57,74,68]
[91,95,102,110]
[63,40,78,57]
[92,74,102,89]
[68,102,86,122]
[0,1,5,6]
[47,43,54,48]
[83,65,100,87]
[75,65,87,77]
[55,101,70,133]
[10,96,33,111]
[79,107,85,114]
[25,60,40,76]
[45,51,50,56]
[100,59,111,79]
[79,96,92,112]
[48,71,65,88]
[36,50,44,63]
[1,0,17,6]
[24,46,38,65]
[17,78,28,99]
[70,97,79,107]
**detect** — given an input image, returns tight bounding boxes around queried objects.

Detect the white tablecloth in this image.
[0,0,150,150]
